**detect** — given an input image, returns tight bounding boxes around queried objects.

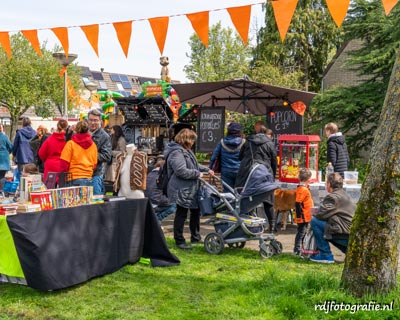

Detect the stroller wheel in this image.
[204,233,224,255]
[228,242,246,249]
[259,243,274,259]
[270,240,283,255]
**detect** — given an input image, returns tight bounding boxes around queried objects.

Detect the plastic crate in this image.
[3,181,19,193]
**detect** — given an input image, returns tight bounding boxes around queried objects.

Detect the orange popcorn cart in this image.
[277,134,321,183]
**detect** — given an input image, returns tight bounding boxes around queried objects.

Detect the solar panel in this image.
[110,74,120,82]
[122,81,132,89]
[92,72,104,80]
[119,75,129,82]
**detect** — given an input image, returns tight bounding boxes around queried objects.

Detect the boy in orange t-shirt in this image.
[293,168,314,256]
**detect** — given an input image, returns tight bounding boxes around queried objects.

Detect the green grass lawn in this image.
[0,239,398,320]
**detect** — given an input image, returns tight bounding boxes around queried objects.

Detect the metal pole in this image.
[64,70,68,118]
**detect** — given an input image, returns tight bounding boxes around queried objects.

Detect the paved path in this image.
[161,215,345,263]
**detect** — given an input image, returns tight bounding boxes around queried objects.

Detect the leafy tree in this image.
[253,0,343,91]
[184,22,252,82]
[0,33,81,139]
[307,1,400,163]
[342,46,400,297]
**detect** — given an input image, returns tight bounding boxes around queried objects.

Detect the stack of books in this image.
[0,204,19,216]
[104,196,126,202]
[91,194,104,204]
[17,203,42,213]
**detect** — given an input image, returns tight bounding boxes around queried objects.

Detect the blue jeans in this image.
[311,217,349,256]
[92,166,106,195]
[221,169,237,193]
[310,217,332,256]
[71,178,93,187]
[155,203,176,222]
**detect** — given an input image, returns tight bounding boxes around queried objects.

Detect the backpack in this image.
[156,154,170,196]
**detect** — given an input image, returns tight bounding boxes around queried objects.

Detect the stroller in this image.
[199,164,283,258]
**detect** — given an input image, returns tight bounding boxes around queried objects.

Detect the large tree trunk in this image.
[341,48,400,296]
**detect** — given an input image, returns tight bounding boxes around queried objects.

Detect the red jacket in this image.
[38,132,66,181]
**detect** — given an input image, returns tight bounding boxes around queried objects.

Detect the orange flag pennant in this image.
[113,21,133,58]
[21,29,42,57]
[326,0,350,28]
[51,27,69,58]
[81,24,99,57]
[271,0,298,42]
[227,5,251,45]
[382,0,399,15]
[148,17,169,55]
[59,66,67,77]
[186,11,209,47]
[0,32,11,58]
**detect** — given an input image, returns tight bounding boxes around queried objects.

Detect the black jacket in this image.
[327,133,349,175]
[91,128,112,176]
[235,133,277,188]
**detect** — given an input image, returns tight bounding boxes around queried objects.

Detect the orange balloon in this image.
[291,101,306,116]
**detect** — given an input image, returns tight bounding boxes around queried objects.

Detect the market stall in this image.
[0,198,179,291]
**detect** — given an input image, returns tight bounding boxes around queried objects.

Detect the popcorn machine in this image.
[278,135,321,183]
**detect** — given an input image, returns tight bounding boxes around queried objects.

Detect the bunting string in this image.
[0,0,398,59]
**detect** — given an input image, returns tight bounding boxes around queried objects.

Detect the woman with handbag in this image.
[165,129,214,250]
[209,122,245,192]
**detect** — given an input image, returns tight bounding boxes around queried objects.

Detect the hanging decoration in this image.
[326,0,350,28]
[271,0,298,42]
[21,29,42,57]
[382,0,399,15]
[0,2,397,59]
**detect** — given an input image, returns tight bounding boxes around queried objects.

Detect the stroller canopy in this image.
[240,164,279,198]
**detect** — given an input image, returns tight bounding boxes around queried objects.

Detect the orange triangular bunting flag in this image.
[227,5,251,45]
[81,24,99,57]
[0,32,11,58]
[148,17,169,55]
[382,0,399,15]
[113,21,133,58]
[271,0,298,42]
[326,0,350,28]
[51,27,69,58]
[59,66,67,77]
[186,11,209,47]
[21,29,42,57]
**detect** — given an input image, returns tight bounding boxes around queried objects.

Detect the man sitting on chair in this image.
[310,173,356,264]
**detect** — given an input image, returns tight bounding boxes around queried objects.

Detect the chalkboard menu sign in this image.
[267,106,303,141]
[119,105,143,124]
[116,96,172,125]
[143,103,168,123]
[197,106,225,153]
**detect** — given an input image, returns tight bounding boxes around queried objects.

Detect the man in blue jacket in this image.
[12,117,36,182]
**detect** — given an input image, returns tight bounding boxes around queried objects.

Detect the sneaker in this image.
[177,243,192,250]
[310,253,334,264]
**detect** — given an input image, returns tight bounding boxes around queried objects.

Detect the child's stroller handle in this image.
[201,174,236,195]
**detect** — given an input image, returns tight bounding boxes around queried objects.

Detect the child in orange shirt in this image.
[294,168,314,256]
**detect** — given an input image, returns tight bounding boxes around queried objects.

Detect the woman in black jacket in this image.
[235,125,278,232]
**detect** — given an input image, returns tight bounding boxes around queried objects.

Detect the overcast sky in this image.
[1,0,265,82]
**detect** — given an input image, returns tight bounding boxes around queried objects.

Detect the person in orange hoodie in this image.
[293,168,314,256]
[60,121,98,187]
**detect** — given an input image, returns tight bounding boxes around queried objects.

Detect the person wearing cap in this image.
[209,122,245,192]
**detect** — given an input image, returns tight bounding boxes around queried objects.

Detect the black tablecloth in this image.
[7,199,179,291]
